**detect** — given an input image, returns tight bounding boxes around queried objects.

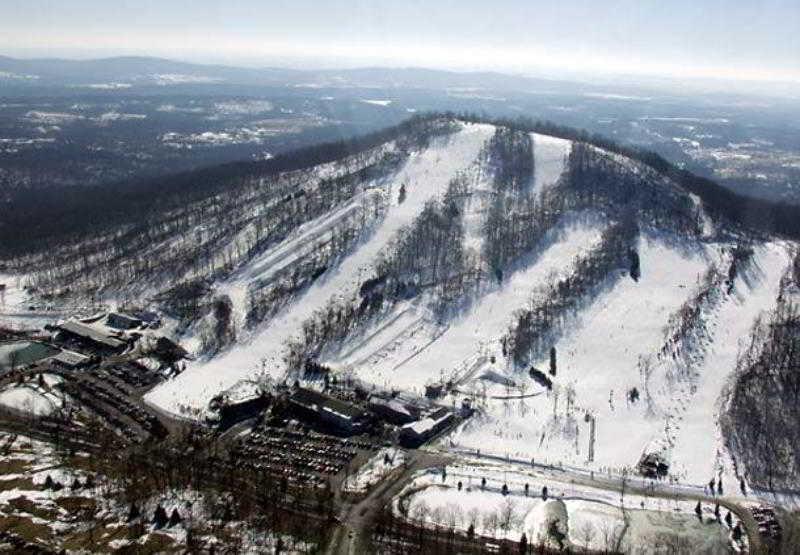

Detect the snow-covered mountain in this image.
[5,115,798,494]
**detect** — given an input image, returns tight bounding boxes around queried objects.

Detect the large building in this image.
[289,387,369,435]
[54,320,128,354]
[368,396,416,425]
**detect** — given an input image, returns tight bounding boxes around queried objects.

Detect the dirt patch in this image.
[56,495,97,514]
[0,476,36,492]
[0,514,54,545]
[6,495,59,520]
[0,458,32,475]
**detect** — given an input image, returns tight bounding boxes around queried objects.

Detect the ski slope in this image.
[450,232,717,471]
[216,189,383,329]
[531,133,572,195]
[146,123,495,416]
[326,214,607,393]
[449,234,793,488]
[667,242,791,485]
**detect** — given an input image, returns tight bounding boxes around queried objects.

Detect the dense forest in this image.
[4,111,800,266]
[0,115,455,258]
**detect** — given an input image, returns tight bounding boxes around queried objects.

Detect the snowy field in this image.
[147,123,496,416]
[0,373,65,416]
[343,448,406,493]
[396,459,737,551]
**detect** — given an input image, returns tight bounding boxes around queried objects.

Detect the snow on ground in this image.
[531,133,572,195]
[361,99,393,107]
[623,508,730,554]
[327,214,607,394]
[0,273,70,330]
[0,386,58,416]
[666,242,791,486]
[146,123,495,416]
[343,448,405,493]
[397,459,734,551]
[449,232,715,473]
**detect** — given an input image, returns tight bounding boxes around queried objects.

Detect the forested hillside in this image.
[3,115,799,497]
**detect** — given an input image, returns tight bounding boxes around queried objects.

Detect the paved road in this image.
[432,448,765,553]
[327,442,765,554]
[325,450,451,555]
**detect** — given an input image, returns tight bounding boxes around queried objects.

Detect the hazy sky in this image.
[2,0,798,82]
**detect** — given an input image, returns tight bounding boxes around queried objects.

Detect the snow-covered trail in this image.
[216,189,380,325]
[146,123,495,416]
[332,216,608,393]
[667,242,791,485]
[531,133,571,195]
[450,233,714,466]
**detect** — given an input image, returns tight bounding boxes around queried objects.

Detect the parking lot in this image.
[232,425,376,487]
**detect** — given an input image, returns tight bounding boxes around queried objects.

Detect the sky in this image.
[1,0,798,83]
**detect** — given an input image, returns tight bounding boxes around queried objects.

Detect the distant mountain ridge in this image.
[0,54,593,93]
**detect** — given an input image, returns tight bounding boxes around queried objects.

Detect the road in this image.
[435,448,765,553]
[326,443,765,554]
[325,450,451,555]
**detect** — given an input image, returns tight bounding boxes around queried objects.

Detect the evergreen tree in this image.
[168,508,182,528]
[542,486,548,501]
[694,501,702,521]
[153,505,168,529]
[549,347,557,377]
[127,503,140,523]
[628,248,641,282]
[732,523,742,542]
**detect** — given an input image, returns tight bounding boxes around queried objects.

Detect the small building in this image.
[51,349,91,369]
[289,387,369,435]
[131,311,162,328]
[106,312,143,331]
[425,383,444,399]
[399,408,455,447]
[529,367,553,390]
[637,452,669,478]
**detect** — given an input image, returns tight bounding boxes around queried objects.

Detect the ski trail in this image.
[146,123,495,416]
